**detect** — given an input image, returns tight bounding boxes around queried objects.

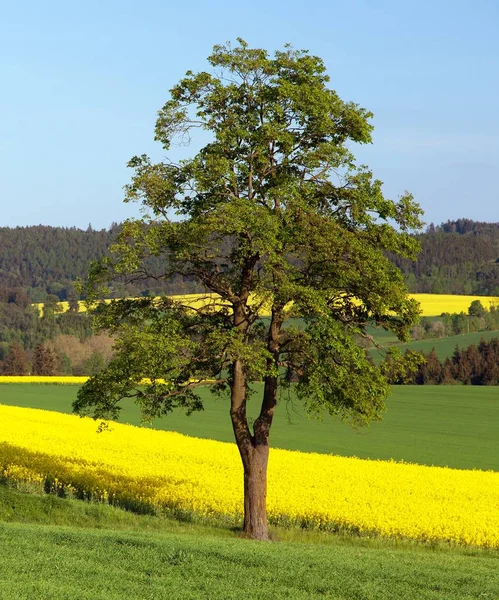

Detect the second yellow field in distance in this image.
[35,293,499,318]
[409,294,499,317]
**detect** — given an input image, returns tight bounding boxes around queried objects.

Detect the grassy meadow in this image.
[370,328,499,362]
[4,292,499,598]
[1,486,498,600]
[1,379,498,598]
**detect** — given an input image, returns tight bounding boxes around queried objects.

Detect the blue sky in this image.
[1,0,498,229]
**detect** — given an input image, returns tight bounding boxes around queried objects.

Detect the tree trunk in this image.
[229,301,278,541]
[239,308,281,539]
[231,373,275,540]
[230,356,271,540]
[241,443,270,540]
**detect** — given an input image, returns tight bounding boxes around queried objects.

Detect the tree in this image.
[73,40,422,540]
[33,343,58,375]
[43,294,63,318]
[468,299,487,318]
[67,288,80,313]
[440,357,455,384]
[84,350,105,375]
[414,348,442,384]
[3,342,28,375]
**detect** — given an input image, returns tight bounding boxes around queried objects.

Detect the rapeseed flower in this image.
[0,404,497,548]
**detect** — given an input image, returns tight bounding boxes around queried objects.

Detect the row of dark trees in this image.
[0,285,113,375]
[3,342,58,375]
[387,339,499,385]
[2,219,499,302]
[1,339,111,376]
[391,220,499,295]
[0,226,203,302]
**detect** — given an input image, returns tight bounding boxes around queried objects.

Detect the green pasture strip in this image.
[371,329,499,361]
[365,324,400,345]
[1,384,498,471]
[1,525,497,600]
[0,487,497,600]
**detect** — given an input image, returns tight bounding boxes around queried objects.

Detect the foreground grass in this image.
[0,486,497,600]
[2,384,498,470]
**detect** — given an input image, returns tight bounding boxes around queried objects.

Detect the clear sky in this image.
[1,0,498,230]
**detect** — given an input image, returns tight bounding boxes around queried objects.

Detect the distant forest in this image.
[1,218,499,376]
[1,218,499,302]
[0,224,201,302]
[0,224,201,374]
[391,219,499,295]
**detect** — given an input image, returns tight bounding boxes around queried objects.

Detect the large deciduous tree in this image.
[73,40,422,540]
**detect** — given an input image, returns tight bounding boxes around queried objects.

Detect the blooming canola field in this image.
[413,293,499,317]
[35,293,499,318]
[1,404,497,548]
[0,376,89,384]
[0,376,169,384]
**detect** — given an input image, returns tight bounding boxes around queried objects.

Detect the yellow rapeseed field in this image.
[0,376,88,384]
[412,293,499,317]
[35,292,499,318]
[34,293,238,317]
[0,376,211,385]
[0,404,497,548]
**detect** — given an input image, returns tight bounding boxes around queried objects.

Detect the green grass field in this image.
[0,485,497,600]
[2,380,498,597]
[371,329,499,362]
[1,383,498,470]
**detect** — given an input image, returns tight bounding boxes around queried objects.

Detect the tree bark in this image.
[244,309,282,538]
[242,443,269,539]
[229,300,280,541]
[230,357,271,540]
[230,369,280,539]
